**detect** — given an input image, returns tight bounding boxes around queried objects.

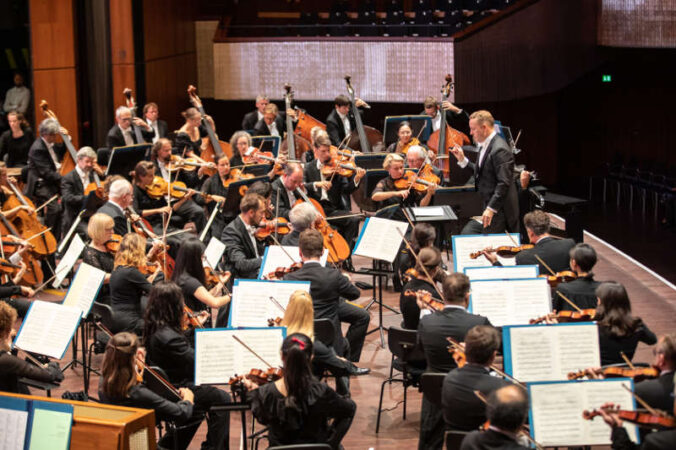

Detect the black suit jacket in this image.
[611,426,676,450]
[465,134,518,230]
[242,110,261,131]
[106,124,155,148]
[442,364,511,431]
[252,116,286,137]
[554,275,601,311]
[270,177,302,220]
[460,429,528,450]
[325,108,363,147]
[304,159,357,211]
[221,215,265,279]
[635,371,675,413]
[61,169,95,234]
[0,350,58,394]
[146,119,168,140]
[146,326,194,387]
[25,138,65,197]
[418,307,491,373]
[97,201,129,236]
[515,236,575,274]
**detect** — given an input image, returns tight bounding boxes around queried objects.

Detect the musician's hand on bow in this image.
[315,181,331,191]
[450,145,465,162]
[482,208,494,228]
[399,190,410,199]
[179,387,195,404]
[21,286,35,298]
[354,167,366,183]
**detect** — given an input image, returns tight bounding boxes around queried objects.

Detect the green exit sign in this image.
[602,74,612,82]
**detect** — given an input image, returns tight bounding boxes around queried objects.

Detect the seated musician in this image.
[0,111,33,168]
[635,333,676,412]
[0,162,33,218]
[481,210,575,274]
[151,139,206,230]
[442,325,511,432]
[422,96,469,134]
[199,154,229,240]
[284,230,369,365]
[243,333,356,449]
[281,202,317,246]
[595,281,656,366]
[106,106,155,148]
[221,193,267,280]
[0,303,64,394]
[109,233,163,334]
[271,163,307,220]
[241,94,269,131]
[142,102,167,142]
[97,178,134,236]
[173,107,214,163]
[253,103,285,137]
[228,130,253,168]
[304,131,365,255]
[98,331,203,450]
[397,222,437,280]
[460,385,530,450]
[61,146,101,238]
[405,144,443,180]
[400,247,444,330]
[170,238,231,327]
[417,272,493,449]
[25,118,69,240]
[553,243,601,311]
[0,241,34,318]
[143,282,231,449]
[82,213,116,304]
[386,121,415,154]
[325,94,367,147]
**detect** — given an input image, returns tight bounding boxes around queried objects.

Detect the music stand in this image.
[363,169,388,198]
[105,144,151,177]
[404,205,458,254]
[354,154,387,170]
[383,115,433,146]
[251,135,281,156]
[241,164,271,177]
[221,175,270,217]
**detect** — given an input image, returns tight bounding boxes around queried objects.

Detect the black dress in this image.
[82,246,115,304]
[0,127,33,167]
[175,272,208,313]
[247,379,356,450]
[400,277,441,330]
[598,319,657,365]
[109,265,152,334]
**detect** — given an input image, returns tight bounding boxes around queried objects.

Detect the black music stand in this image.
[354,154,387,170]
[363,169,388,197]
[105,144,151,177]
[383,115,433,146]
[221,175,270,217]
[251,135,281,156]
[432,186,482,236]
[404,205,458,254]
[241,164,271,177]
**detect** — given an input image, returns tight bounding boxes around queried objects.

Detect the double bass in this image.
[280,84,312,162]
[187,85,232,176]
[123,88,146,144]
[39,100,78,176]
[344,75,384,152]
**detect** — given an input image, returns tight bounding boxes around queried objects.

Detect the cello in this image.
[122,88,146,144]
[280,84,312,162]
[294,109,326,143]
[187,85,232,176]
[426,75,470,180]
[39,100,78,176]
[0,215,43,286]
[344,75,384,152]
[294,189,350,263]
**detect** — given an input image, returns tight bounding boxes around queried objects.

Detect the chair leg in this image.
[402,383,407,420]
[389,354,394,380]
[376,378,389,433]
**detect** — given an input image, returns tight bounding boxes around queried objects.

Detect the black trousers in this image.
[174,199,207,231]
[323,203,361,250]
[460,208,508,235]
[337,300,369,362]
[34,184,62,240]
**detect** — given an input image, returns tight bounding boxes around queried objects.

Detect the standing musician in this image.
[422,96,469,135]
[271,163,307,220]
[97,178,133,236]
[25,118,69,240]
[221,193,267,280]
[449,110,518,234]
[304,132,365,253]
[400,247,444,330]
[200,154,230,239]
[553,243,601,311]
[61,146,101,239]
[143,282,231,449]
[142,102,167,143]
[82,213,115,305]
[281,202,317,246]
[326,94,367,147]
[284,230,370,365]
[386,121,416,154]
[253,103,285,137]
[0,111,33,168]
[241,94,269,131]
[106,106,155,148]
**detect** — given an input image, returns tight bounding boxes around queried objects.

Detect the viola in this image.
[105,234,122,254]
[404,289,444,311]
[529,309,596,324]
[402,267,425,283]
[187,85,232,175]
[469,244,535,259]
[265,262,303,280]
[583,407,676,429]
[255,218,291,240]
[568,365,659,382]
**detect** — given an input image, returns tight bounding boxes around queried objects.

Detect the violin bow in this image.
[232,335,274,369]
[268,233,297,264]
[274,187,281,243]
[533,254,556,276]
[620,352,636,370]
[621,383,660,417]
[268,296,286,314]
[394,227,444,301]
[555,291,584,314]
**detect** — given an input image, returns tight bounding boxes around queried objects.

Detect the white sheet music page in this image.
[61,263,106,318]
[204,237,227,270]
[52,234,85,288]
[230,280,310,327]
[194,327,285,385]
[258,246,328,279]
[13,301,82,359]
[451,233,520,273]
[505,323,600,382]
[464,265,539,280]
[469,278,550,327]
[353,217,409,263]
[529,379,639,446]
[0,408,28,450]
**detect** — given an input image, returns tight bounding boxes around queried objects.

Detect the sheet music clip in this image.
[105,143,151,177]
[383,115,433,146]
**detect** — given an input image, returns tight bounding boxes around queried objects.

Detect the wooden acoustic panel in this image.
[32,68,79,148]
[144,53,197,131]
[29,0,76,70]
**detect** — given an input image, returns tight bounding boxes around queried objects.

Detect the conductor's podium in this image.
[0,391,157,450]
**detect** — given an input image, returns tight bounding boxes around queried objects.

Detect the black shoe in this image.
[349,366,371,376]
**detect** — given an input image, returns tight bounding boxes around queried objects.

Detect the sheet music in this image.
[451,233,521,273]
[353,217,409,263]
[194,327,285,385]
[504,323,600,382]
[230,280,310,327]
[204,237,226,269]
[411,206,445,217]
[469,278,550,327]
[28,404,73,450]
[529,379,639,446]
[13,301,82,359]
[61,263,106,318]
[258,246,328,279]
[0,408,28,450]
[464,265,539,280]
[52,234,85,288]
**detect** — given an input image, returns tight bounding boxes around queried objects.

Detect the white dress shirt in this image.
[337,111,351,136]
[119,124,134,146]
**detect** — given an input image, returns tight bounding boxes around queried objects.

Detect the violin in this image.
[144,176,191,200]
[320,149,358,178]
[404,289,444,311]
[255,218,291,240]
[529,309,596,324]
[166,154,215,173]
[540,270,578,287]
[222,168,254,196]
[125,207,176,278]
[393,169,439,192]
[398,137,421,156]
[182,305,204,330]
[583,407,676,429]
[469,244,535,259]
[265,262,303,280]
[104,234,122,254]
[402,267,425,283]
[0,257,21,275]
[568,365,659,382]
[228,367,284,386]
[204,267,231,289]
[446,340,467,368]
[267,317,283,327]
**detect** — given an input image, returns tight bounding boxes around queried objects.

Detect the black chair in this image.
[86,301,115,392]
[376,326,426,433]
[18,376,60,397]
[445,430,470,450]
[420,372,445,409]
[268,445,331,450]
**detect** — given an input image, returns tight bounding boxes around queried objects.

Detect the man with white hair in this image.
[97,178,133,236]
[106,106,155,148]
[241,94,269,130]
[405,144,443,180]
[62,146,101,236]
[281,202,317,246]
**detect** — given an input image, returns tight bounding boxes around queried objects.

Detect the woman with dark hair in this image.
[386,121,416,154]
[0,111,33,167]
[400,247,445,330]
[244,333,356,449]
[397,222,438,280]
[98,331,201,450]
[595,281,657,365]
[170,237,230,326]
[143,282,231,450]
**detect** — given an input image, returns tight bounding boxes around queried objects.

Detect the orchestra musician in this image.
[82,213,116,304]
[97,331,200,450]
[61,146,100,239]
[106,106,155,148]
[397,222,438,281]
[284,230,370,366]
[405,145,443,180]
[325,94,367,147]
[241,94,269,131]
[449,110,518,234]
[596,401,676,450]
[400,247,444,330]
[253,103,285,137]
[422,96,469,134]
[199,154,230,239]
[553,243,601,311]
[0,239,34,318]
[271,163,307,220]
[634,333,676,412]
[0,111,33,168]
[442,325,511,432]
[173,107,214,163]
[243,333,356,449]
[97,178,134,236]
[142,102,167,143]
[143,281,231,449]
[228,130,253,168]
[281,202,317,246]
[459,385,531,450]
[0,162,32,218]
[386,121,415,154]
[221,193,267,280]
[0,303,64,394]
[25,117,69,240]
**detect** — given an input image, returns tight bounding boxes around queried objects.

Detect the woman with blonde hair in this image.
[174,107,215,159]
[109,233,162,334]
[82,213,116,304]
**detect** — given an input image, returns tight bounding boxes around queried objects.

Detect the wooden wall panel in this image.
[144,53,197,131]
[109,0,135,108]
[32,69,79,147]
